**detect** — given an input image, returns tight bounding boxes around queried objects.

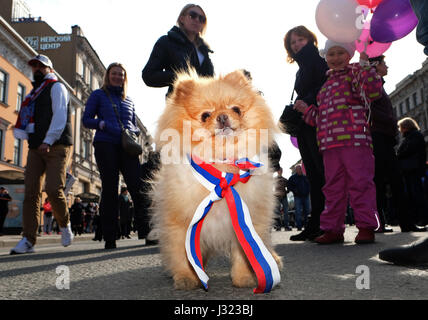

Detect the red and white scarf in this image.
[14,74,58,140]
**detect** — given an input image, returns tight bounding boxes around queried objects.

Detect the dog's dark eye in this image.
[232,106,241,116]
[201,112,212,122]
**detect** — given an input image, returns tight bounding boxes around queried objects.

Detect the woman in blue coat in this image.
[83,62,150,249]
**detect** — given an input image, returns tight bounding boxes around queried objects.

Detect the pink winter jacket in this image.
[303,63,383,153]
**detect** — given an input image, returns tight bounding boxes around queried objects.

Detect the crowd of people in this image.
[2,3,428,265]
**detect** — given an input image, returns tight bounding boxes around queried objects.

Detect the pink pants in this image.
[321,146,380,234]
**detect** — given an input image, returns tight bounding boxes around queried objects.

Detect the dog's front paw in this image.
[232,272,257,288]
[173,274,201,291]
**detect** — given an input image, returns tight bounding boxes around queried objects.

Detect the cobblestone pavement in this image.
[0,226,427,301]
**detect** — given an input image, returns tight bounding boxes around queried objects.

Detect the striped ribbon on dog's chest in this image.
[186,155,281,294]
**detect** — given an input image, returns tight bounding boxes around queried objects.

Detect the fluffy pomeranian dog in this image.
[150,69,282,291]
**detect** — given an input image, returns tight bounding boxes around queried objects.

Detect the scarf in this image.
[186,155,281,294]
[14,74,58,140]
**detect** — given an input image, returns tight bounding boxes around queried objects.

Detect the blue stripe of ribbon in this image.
[190,157,220,186]
[190,201,214,271]
[231,187,274,293]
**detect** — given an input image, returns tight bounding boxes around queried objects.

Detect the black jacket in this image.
[70,203,84,225]
[29,81,73,150]
[142,26,214,95]
[293,42,329,106]
[288,174,311,198]
[370,85,399,138]
[397,129,427,177]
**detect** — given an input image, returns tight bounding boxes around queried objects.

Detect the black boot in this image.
[105,240,117,250]
[290,228,323,241]
[379,238,428,265]
[400,225,427,233]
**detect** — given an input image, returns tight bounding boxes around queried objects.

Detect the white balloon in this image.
[316,0,363,43]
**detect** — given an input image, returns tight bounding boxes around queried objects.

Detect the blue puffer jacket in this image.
[82,86,139,145]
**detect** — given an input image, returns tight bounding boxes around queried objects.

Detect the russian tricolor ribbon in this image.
[186,155,281,294]
[14,78,58,140]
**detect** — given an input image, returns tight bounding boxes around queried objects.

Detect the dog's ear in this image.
[223,70,251,88]
[172,78,195,105]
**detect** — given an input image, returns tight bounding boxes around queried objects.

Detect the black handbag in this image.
[103,89,143,157]
[279,90,304,137]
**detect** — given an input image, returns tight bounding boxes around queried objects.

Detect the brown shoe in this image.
[355,229,375,244]
[315,232,344,245]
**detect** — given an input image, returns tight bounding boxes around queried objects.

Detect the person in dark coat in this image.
[378,3,428,266]
[140,150,161,245]
[397,118,428,227]
[0,187,12,236]
[70,197,84,236]
[142,4,214,96]
[283,26,328,241]
[288,165,311,231]
[119,187,132,239]
[92,204,102,242]
[369,55,425,233]
[274,168,291,231]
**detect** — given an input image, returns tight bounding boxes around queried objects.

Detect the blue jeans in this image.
[275,197,290,228]
[43,215,53,233]
[294,196,311,229]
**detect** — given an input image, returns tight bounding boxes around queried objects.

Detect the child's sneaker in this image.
[10,237,35,255]
[315,232,344,245]
[355,229,375,244]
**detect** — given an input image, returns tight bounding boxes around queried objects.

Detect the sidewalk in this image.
[0,233,95,248]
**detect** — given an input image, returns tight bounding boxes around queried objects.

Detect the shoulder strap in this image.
[102,88,124,130]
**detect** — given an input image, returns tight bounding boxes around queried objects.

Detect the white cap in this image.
[28,54,53,68]
[320,40,356,59]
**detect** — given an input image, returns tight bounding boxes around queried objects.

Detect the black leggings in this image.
[94,142,150,242]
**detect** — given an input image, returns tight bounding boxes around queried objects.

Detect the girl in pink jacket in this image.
[294,40,383,245]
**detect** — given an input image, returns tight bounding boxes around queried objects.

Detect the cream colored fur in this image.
[150,70,282,290]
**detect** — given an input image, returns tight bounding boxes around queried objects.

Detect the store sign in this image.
[25,35,71,51]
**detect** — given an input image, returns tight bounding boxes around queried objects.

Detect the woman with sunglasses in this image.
[142,3,214,96]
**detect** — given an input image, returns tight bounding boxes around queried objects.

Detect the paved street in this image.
[0,227,427,301]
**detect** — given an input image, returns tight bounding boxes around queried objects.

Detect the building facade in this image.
[0,16,31,173]
[1,0,153,200]
[390,58,428,155]
[0,14,85,229]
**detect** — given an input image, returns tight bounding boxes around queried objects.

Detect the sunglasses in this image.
[188,11,206,24]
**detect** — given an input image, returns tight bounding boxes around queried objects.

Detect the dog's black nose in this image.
[217,114,229,127]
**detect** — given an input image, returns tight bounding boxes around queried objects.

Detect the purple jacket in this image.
[303,63,383,152]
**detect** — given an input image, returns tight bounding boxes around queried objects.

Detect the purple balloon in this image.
[290,137,299,149]
[371,0,419,43]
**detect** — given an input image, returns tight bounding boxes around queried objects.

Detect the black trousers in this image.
[94,142,150,242]
[403,173,428,225]
[296,124,325,233]
[372,132,415,229]
[0,210,8,233]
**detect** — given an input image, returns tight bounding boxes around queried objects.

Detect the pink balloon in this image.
[356,27,391,57]
[291,137,299,149]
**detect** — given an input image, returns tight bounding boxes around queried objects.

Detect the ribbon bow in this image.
[186,155,281,294]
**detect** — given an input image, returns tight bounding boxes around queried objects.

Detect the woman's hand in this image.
[360,52,369,62]
[294,100,308,113]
